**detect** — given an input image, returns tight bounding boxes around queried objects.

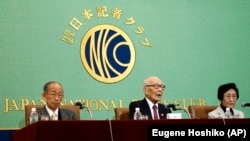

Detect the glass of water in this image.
[40,115,49,121]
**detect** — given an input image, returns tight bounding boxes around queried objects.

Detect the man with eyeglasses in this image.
[37,81,78,120]
[128,76,171,120]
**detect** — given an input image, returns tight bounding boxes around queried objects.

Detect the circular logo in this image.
[80,24,135,83]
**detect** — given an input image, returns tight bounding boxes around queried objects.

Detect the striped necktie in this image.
[51,112,57,120]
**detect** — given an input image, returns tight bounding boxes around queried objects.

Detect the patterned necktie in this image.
[51,112,57,120]
[153,105,159,120]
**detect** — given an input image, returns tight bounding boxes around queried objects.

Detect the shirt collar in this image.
[45,105,59,116]
[145,97,158,108]
[220,104,234,115]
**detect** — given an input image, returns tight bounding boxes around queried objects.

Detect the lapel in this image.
[214,106,224,118]
[58,109,63,120]
[141,98,153,119]
[158,104,166,119]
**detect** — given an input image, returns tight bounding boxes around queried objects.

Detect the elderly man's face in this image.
[42,83,64,111]
[143,77,165,104]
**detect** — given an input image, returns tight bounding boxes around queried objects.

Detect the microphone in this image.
[165,103,191,119]
[166,103,181,111]
[74,101,85,109]
[74,101,93,120]
[241,102,250,108]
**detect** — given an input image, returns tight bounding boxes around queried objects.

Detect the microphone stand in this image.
[182,108,191,119]
[85,107,93,120]
[167,104,191,119]
[173,108,191,119]
[75,101,93,120]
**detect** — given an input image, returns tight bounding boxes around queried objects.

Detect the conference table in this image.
[11,119,250,141]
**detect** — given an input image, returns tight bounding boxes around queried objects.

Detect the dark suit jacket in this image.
[37,106,77,120]
[129,98,171,119]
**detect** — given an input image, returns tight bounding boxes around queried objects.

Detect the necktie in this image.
[153,105,159,120]
[51,112,57,120]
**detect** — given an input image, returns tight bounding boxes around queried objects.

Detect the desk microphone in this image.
[74,101,93,120]
[165,103,191,119]
[166,103,180,111]
[241,102,250,108]
[74,101,85,109]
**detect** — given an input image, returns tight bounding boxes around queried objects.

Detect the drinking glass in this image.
[141,115,148,120]
[40,115,49,121]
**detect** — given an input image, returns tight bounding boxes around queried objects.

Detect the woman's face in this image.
[221,89,238,108]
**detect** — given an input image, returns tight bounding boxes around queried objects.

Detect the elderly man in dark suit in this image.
[37,81,77,120]
[129,76,171,120]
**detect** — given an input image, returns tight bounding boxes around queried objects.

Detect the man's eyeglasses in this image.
[47,93,64,98]
[145,84,166,89]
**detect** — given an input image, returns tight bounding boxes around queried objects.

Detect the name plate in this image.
[167,113,182,119]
